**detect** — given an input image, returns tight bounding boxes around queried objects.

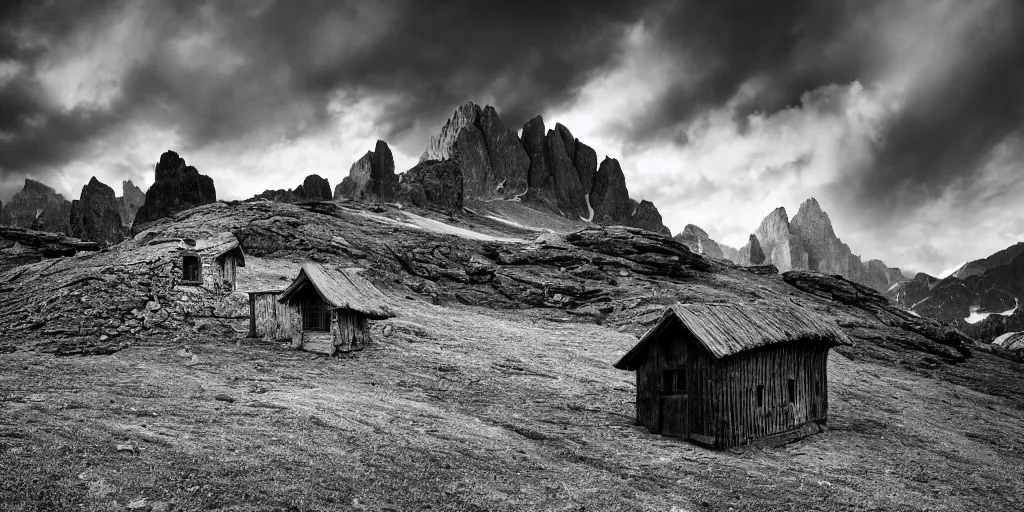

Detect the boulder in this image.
[117,180,146,229]
[0,179,73,235]
[132,151,217,233]
[398,160,463,211]
[69,177,125,245]
[335,140,399,203]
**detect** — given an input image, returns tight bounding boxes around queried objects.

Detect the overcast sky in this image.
[1,0,1022,276]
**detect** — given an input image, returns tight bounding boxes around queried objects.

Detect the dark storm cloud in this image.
[620,0,884,143]
[0,0,656,185]
[846,1,1024,213]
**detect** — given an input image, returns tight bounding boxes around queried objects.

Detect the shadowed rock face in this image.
[521,115,549,191]
[335,140,399,203]
[0,179,72,235]
[118,180,146,229]
[133,151,216,233]
[544,128,589,218]
[478,105,529,198]
[299,175,332,201]
[590,157,632,224]
[739,234,766,265]
[70,177,124,245]
[420,103,529,200]
[399,160,464,211]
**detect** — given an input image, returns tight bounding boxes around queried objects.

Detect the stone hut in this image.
[276,263,395,355]
[176,232,245,291]
[614,302,850,449]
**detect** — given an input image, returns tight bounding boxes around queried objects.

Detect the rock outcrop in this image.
[589,158,669,235]
[738,234,766,265]
[0,179,73,235]
[69,177,125,245]
[117,180,146,229]
[297,175,332,201]
[889,272,938,309]
[132,151,217,233]
[398,160,464,211]
[753,207,807,272]
[950,242,1024,280]
[420,102,529,200]
[335,141,399,203]
[0,225,100,271]
[674,224,725,259]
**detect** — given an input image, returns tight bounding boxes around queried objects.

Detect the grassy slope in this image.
[3,298,1023,511]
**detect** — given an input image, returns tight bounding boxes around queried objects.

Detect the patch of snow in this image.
[908,310,920,317]
[993,332,1020,346]
[887,282,901,292]
[938,261,967,279]
[910,296,930,310]
[511,186,529,202]
[580,193,595,222]
[397,211,524,243]
[496,179,505,192]
[964,300,1018,324]
[483,215,544,232]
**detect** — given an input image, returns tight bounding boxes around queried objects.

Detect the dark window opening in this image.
[756,385,765,408]
[182,255,201,283]
[301,293,332,331]
[788,379,796,404]
[661,369,687,394]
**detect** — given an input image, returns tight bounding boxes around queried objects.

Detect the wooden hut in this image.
[247,290,290,341]
[614,303,850,449]
[277,263,395,355]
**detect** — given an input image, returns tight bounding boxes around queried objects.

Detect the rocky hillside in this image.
[132,151,217,234]
[0,198,972,367]
[736,199,906,293]
[69,177,125,246]
[0,179,73,235]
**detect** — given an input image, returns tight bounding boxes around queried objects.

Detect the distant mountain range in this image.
[888,242,1024,341]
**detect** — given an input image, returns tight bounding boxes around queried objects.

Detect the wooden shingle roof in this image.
[278,263,395,319]
[614,302,850,370]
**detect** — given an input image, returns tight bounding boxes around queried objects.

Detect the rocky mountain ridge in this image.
[340,102,670,235]
[729,198,907,293]
[0,179,73,235]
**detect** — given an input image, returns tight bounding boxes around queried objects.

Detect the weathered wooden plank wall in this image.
[633,323,832,449]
